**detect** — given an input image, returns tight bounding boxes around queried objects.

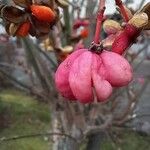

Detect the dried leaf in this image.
[32,0,52,6]
[13,0,32,8]
[1,6,27,23]
[0,4,5,12]
[9,23,20,36]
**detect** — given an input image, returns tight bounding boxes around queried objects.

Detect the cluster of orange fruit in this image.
[0,1,58,38]
[18,5,56,36]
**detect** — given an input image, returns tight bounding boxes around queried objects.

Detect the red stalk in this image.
[94,0,106,44]
[115,0,129,22]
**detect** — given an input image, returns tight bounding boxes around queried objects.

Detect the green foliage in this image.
[0,89,51,150]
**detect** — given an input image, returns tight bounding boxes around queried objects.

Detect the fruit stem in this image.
[115,0,129,22]
[94,0,106,44]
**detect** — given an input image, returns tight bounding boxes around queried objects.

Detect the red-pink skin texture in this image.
[112,24,140,55]
[55,49,133,103]
[55,49,86,100]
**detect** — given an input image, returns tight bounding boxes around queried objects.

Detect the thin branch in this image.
[84,115,113,137]
[125,113,150,123]
[113,79,149,125]
[129,42,149,63]
[0,69,48,102]
[115,0,130,22]
[0,62,27,73]
[138,0,146,10]
[94,0,106,43]
[64,0,79,9]
[35,44,57,69]
[0,132,77,143]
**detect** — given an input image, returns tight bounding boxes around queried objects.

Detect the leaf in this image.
[1,6,27,23]
[9,23,20,36]
[140,2,150,30]
[103,19,122,34]
[12,0,32,8]
[0,4,5,12]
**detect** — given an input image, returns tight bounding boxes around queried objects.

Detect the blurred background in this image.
[0,0,150,150]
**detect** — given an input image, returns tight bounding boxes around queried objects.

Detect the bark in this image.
[53,137,79,150]
[86,132,105,150]
[51,102,79,150]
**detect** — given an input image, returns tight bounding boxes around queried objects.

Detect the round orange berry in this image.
[30,5,56,22]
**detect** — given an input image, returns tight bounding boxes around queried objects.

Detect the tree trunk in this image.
[51,107,79,150]
[53,137,79,150]
[86,132,105,150]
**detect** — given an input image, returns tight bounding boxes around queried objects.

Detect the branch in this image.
[0,132,77,143]
[138,0,146,10]
[0,63,27,72]
[35,44,57,69]
[64,0,79,9]
[113,78,149,125]
[94,0,106,43]
[63,7,71,44]
[0,69,48,102]
[84,115,113,137]
[115,0,129,22]
[129,42,149,63]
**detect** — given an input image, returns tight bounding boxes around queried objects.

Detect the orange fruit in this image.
[80,28,89,38]
[30,5,56,22]
[17,22,30,37]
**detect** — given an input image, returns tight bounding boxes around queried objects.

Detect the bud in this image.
[62,45,73,53]
[103,19,122,34]
[128,12,148,29]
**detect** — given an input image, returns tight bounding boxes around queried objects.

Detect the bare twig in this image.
[84,115,113,137]
[0,69,48,102]
[0,132,77,143]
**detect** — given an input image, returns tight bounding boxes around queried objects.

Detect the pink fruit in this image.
[55,49,132,103]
